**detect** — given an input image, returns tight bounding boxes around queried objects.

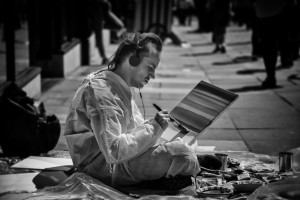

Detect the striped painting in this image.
[159,81,238,145]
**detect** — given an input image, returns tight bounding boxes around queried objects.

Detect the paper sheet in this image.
[0,172,38,193]
[11,156,73,170]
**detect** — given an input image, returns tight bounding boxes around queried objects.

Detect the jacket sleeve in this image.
[85,82,164,164]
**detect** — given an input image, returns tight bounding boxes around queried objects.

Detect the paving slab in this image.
[229,108,300,129]
[196,140,248,152]
[209,112,236,129]
[241,139,300,156]
[198,128,243,141]
[239,129,300,142]
[230,93,291,109]
[211,79,262,90]
[278,92,300,111]
[44,105,70,115]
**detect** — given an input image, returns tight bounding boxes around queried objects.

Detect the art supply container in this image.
[279,152,293,172]
[215,153,228,171]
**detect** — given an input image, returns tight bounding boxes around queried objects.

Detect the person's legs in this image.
[251,15,262,58]
[289,3,300,61]
[90,8,109,65]
[217,33,226,53]
[278,7,293,68]
[112,139,200,188]
[291,41,300,61]
[212,28,226,53]
[103,10,126,44]
[212,5,228,54]
[177,10,186,25]
[94,24,109,65]
[258,15,278,87]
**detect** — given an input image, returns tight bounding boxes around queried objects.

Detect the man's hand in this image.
[154,110,170,131]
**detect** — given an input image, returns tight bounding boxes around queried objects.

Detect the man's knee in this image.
[164,140,200,177]
[166,154,200,177]
[164,140,197,159]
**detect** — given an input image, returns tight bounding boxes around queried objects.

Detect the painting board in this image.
[159,81,239,145]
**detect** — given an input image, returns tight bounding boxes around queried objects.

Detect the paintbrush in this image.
[153,103,188,133]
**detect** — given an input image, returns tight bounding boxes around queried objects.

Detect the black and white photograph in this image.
[0,0,300,199]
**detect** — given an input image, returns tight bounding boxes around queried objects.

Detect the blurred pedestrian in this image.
[175,0,195,26]
[107,0,127,43]
[231,0,253,29]
[89,0,125,65]
[193,0,210,32]
[253,0,294,88]
[208,0,231,53]
[232,0,262,59]
[89,0,109,65]
[250,9,263,59]
[287,0,300,62]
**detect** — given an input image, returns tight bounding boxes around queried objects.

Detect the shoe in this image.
[212,47,220,53]
[262,77,277,88]
[219,46,226,53]
[213,46,226,54]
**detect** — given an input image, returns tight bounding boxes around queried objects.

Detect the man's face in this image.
[130,53,161,88]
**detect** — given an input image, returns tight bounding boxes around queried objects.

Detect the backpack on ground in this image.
[0,83,60,157]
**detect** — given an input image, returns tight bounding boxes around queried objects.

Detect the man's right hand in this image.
[154,110,169,131]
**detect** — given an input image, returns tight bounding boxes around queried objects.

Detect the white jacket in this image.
[64,70,164,169]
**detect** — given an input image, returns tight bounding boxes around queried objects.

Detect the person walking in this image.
[253,0,293,88]
[208,0,231,53]
[89,0,110,65]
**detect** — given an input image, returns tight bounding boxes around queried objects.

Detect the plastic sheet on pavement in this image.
[1,149,300,200]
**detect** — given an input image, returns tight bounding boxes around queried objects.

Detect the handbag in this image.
[0,83,60,157]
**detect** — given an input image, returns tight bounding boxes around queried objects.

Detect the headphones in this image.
[129,32,142,67]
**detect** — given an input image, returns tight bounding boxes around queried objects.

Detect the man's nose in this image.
[150,72,155,79]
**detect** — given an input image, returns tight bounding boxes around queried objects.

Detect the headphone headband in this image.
[129,32,142,67]
[133,32,141,48]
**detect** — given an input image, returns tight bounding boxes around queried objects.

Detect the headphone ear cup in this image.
[129,55,141,67]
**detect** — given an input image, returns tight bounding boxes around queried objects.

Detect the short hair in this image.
[108,32,163,70]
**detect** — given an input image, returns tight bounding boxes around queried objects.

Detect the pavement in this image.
[40,19,300,157]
